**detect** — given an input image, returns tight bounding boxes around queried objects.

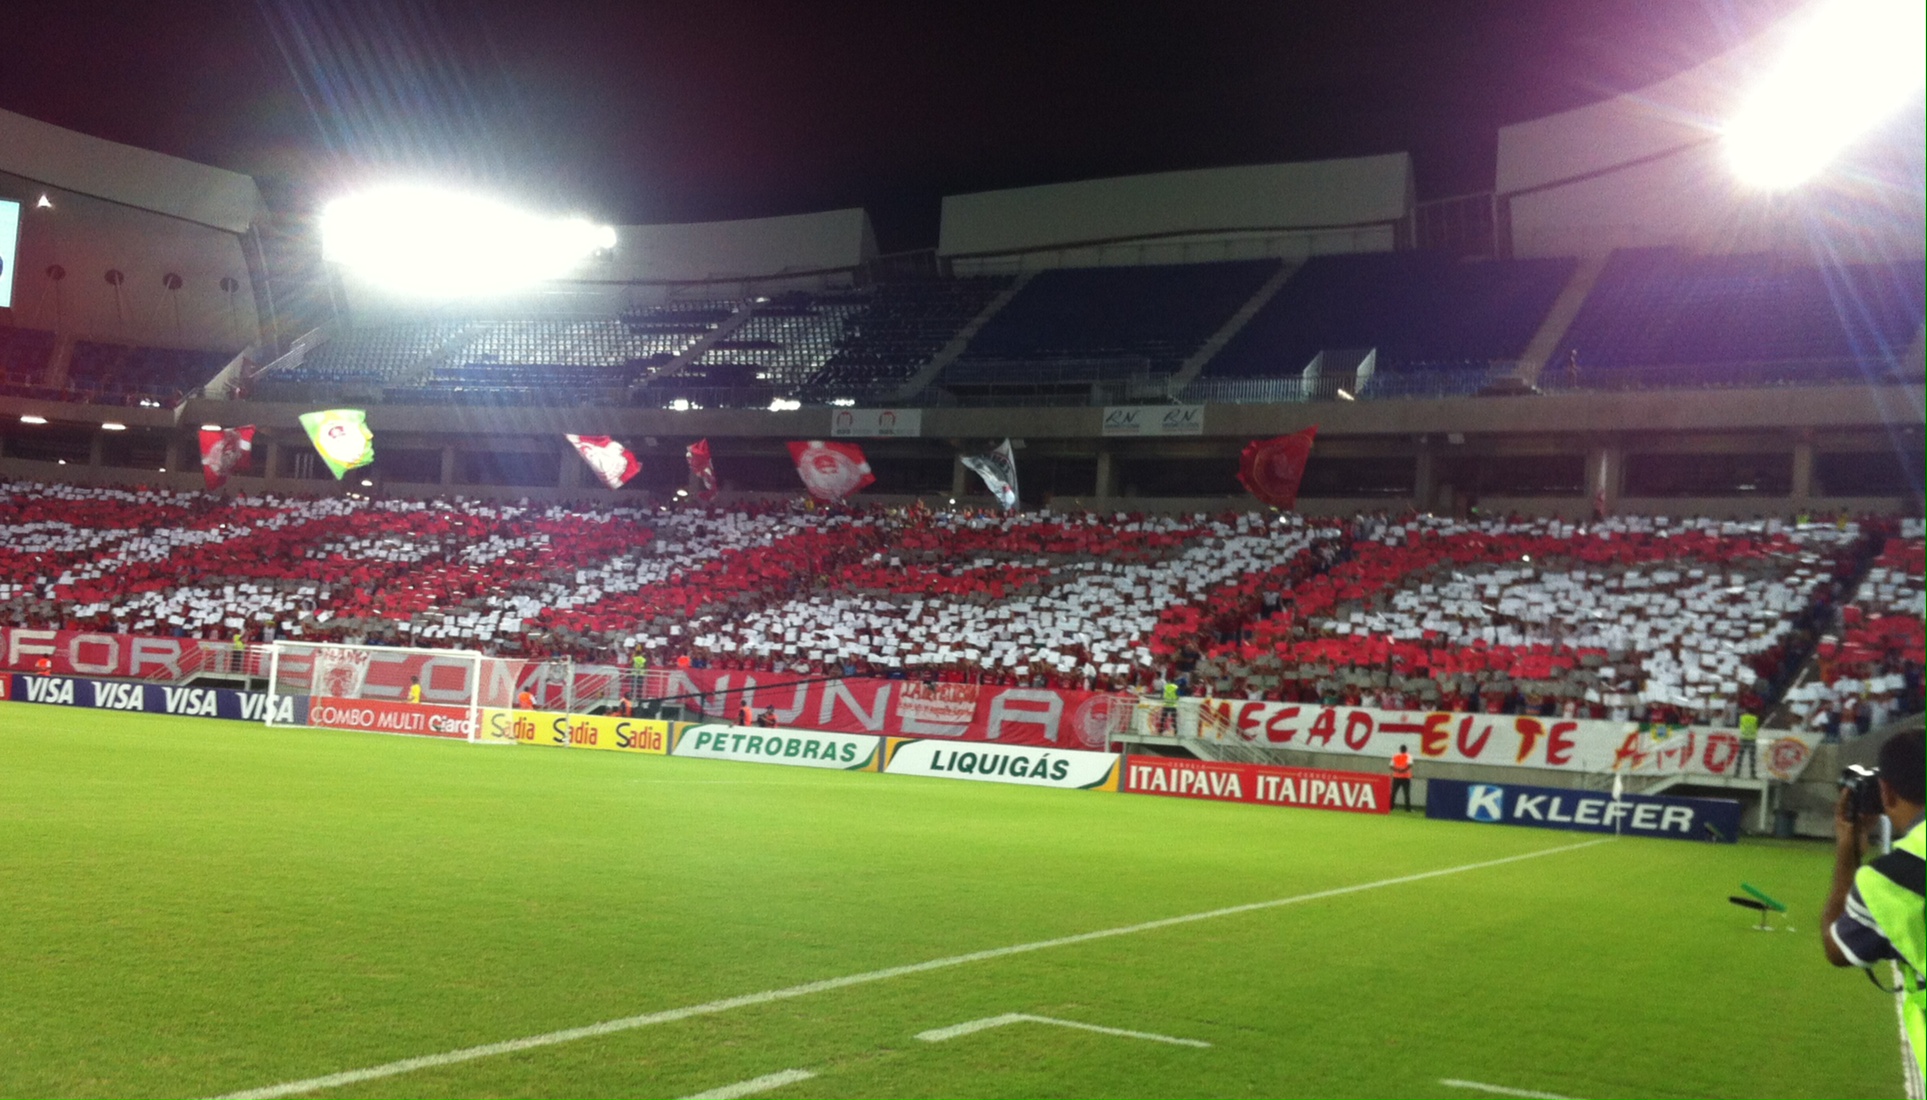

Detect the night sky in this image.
[1,0,1804,250]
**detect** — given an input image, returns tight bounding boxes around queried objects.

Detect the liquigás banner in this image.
[662,668,1135,750]
[1425,777,1742,843]
[881,737,1121,791]
[1122,755,1389,814]
[1175,697,1819,782]
[671,723,882,770]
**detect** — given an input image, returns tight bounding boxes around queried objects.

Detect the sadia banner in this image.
[1123,755,1389,814]
[672,722,881,770]
[664,668,1135,750]
[1172,697,1819,782]
[882,737,1120,791]
[1425,777,1742,843]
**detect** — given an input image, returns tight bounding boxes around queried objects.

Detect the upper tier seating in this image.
[1196,252,1577,390]
[944,260,1278,386]
[0,326,58,396]
[689,291,871,390]
[1554,249,1926,387]
[803,278,1011,393]
[64,341,230,407]
[0,479,1896,725]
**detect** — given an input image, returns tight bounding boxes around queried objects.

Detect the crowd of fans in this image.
[1,478,1917,729]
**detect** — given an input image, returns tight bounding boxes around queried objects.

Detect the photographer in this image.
[1822,728,1923,1078]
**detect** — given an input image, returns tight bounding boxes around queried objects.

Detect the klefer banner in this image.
[1425,777,1741,843]
[308,697,474,740]
[672,722,881,770]
[1123,755,1389,814]
[882,737,1120,791]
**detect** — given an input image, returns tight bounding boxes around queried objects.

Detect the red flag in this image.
[686,439,719,502]
[787,439,874,502]
[198,425,255,490]
[1237,426,1317,510]
[565,434,642,489]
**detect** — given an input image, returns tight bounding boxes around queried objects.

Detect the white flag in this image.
[1611,771,1624,801]
[961,439,1020,510]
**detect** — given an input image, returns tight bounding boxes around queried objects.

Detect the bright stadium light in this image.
[1726,0,1926,189]
[100,422,126,431]
[320,184,618,297]
[19,414,46,424]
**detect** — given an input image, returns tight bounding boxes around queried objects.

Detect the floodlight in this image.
[320,184,618,297]
[100,422,126,431]
[1726,0,1926,189]
[768,397,801,412]
[19,414,46,424]
[201,423,222,431]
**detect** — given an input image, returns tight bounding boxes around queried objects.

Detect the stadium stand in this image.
[802,277,1011,394]
[62,341,231,407]
[2,478,1904,727]
[941,260,1278,389]
[1550,249,1927,389]
[1191,252,1578,396]
[0,326,58,396]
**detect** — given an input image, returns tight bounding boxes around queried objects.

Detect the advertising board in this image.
[1424,777,1741,843]
[307,697,474,740]
[881,737,1121,791]
[1122,755,1389,814]
[1101,405,1204,437]
[4,673,305,725]
[671,723,882,770]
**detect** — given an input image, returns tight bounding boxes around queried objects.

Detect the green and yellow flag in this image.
[299,408,374,479]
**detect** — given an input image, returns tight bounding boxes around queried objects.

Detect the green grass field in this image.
[0,701,1906,1099]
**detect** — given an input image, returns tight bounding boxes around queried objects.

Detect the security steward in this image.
[1736,711,1761,778]
[1389,745,1414,812]
[1158,676,1180,734]
[1822,728,1924,1079]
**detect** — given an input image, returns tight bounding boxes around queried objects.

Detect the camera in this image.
[1839,763,1884,817]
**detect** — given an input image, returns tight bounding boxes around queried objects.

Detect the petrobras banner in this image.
[4,673,306,725]
[308,697,474,740]
[1122,755,1389,814]
[1101,404,1204,437]
[671,722,882,771]
[881,737,1121,791]
[1173,698,1819,782]
[663,668,1135,750]
[1425,778,1742,843]
[478,707,668,754]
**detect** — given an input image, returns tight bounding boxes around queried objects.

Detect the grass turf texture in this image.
[0,701,1902,1100]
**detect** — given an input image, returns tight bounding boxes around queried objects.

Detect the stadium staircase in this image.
[1166,259,1302,394]
[637,300,761,389]
[894,273,1034,402]
[1511,252,1611,388]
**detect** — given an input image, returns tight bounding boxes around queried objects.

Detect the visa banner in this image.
[1122,755,1388,814]
[4,673,305,724]
[882,737,1120,791]
[672,723,881,770]
[1425,777,1741,843]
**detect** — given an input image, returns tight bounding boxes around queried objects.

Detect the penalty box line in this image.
[214,837,1610,1099]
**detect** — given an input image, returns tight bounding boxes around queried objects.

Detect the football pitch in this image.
[0,702,1905,1099]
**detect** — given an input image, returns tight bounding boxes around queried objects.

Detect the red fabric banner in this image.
[1237,426,1317,510]
[565,434,642,490]
[198,425,255,490]
[308,697,475,739]
[787,440,875,502]
[664,667,1134,749]
[686,439,719,502]
[1123,754,1391,814]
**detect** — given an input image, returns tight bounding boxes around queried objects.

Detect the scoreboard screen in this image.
[0,199,18,309]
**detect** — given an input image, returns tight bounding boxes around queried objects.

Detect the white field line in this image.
[1896,962,1924,1100]
[1439,1079,1575,1100]
[679,1068,815,1099]
[213,838,1608,1099]
[916,1012,1209,1047]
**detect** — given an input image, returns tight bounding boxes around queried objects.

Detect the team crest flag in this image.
[687,439,719,502]
[565,434,642,489]
[961,438,1020,510]
[1237,426,1317,510]
[197,425,255,490]
[787,439,874,502]
[298,408,374,479]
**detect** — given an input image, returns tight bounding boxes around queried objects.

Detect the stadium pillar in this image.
[1790,440,1813,505]
[950,456,969,497]
[89,430,105,468]
[264,439,281,480]
[1586,444,1623,514]
[1412,445,1435,512]
[440,446,456,487]
[1094,450,1115,498]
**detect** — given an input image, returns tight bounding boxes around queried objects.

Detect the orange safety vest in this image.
[1391,752,1412,780]
[517,690,535,710]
